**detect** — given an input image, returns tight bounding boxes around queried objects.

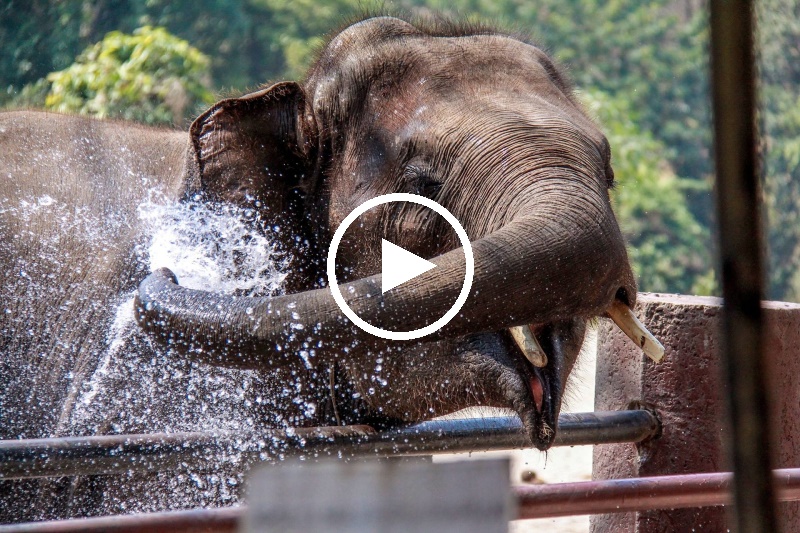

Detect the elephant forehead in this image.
[374,99,606,182]
[310,32,577,126]
[401,94,600,139]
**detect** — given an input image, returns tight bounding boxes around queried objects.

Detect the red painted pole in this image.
[4,468,800,532]
[516,468,800,520]
[0,507,240,533]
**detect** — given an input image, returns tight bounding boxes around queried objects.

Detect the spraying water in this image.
[46,191,316,513]
[138,194,288,297]
[70,191,299,428]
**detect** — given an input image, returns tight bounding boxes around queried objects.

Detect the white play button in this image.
[328,193,473,341]
[381,239,437,294]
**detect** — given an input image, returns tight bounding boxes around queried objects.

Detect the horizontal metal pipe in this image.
[0,507,240,533]
[0,410,658,480]
[5,468,800,532]
[515,468,800,519]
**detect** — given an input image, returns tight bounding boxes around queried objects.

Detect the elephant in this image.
[0,16,661,522]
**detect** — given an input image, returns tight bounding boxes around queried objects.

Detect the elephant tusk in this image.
[607,300,665,363]
[510,325,548,368]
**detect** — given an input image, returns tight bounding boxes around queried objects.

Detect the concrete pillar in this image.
[591,293,800,533]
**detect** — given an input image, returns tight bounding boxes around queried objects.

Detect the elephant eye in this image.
[606,165,617,189]
[403,165,443,198]
[602,139,616,189]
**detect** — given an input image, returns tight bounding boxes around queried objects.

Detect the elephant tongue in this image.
[529,375,544,413]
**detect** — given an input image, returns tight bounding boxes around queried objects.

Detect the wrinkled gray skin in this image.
[0,16,636,521]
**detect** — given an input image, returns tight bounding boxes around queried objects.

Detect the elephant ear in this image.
[185,81,316,213]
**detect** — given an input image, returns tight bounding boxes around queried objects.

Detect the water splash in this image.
[137,194,288,297]
[59,191,313,513]
[71,191,295,428]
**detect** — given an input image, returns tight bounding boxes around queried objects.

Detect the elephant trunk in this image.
[135,184,637,369]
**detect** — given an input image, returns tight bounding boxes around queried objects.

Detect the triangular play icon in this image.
[381,239,437,294]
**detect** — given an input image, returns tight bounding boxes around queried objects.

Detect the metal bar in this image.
[516,468,800,520]
[0,507,240,533]
[709,1,777,532]
[5,468,800,532]
[0,410,658,480]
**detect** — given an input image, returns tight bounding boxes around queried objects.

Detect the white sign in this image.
[244,459,513,533]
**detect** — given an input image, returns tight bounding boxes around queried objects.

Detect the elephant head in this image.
[135,17,662,449]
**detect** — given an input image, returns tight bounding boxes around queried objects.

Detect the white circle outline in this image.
[327,193,474,341]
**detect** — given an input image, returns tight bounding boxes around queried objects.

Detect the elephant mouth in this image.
[506,300,664,450]
[504,323,565,450]
[525,368,555,449]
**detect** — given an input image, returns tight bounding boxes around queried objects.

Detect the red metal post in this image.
[0,507,239,533]
[516,468,800,520]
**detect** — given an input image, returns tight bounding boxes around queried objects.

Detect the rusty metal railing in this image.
[4,467,800,533]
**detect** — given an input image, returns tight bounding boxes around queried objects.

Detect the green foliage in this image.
[404,0,717,295]
[757,0,800,301]
[0,0,376,104]
[4,0,800,300]
[249,0,382,81]
[581,89,714,295]
[405,0,714,215]
[0,1,85,103]
[130,0,256,90]
[7,79,50,109]
[44,26,214,126]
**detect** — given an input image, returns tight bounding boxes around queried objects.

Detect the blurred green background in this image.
[2,0,797,301]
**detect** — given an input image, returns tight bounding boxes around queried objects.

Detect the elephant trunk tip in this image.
[150,267,180,286]
[614,285,635,308]
[134,267,179,330]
